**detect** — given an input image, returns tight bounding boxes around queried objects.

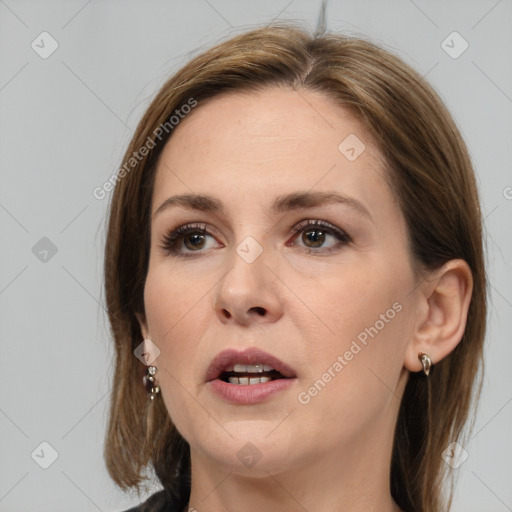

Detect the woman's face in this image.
[139,88,421,475]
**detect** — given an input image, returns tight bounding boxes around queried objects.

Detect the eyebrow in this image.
[153,191,372,220]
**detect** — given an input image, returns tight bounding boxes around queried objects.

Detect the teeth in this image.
[232,364,274,373]
[228,376,271,385]
[249,377,265,385]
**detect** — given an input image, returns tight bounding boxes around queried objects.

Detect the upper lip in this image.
[205,347,297,382]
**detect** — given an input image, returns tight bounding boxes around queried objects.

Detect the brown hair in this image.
[103,24,486,512]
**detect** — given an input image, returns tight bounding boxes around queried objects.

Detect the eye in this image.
[288,219,351,253]
[159,219,352,258]
[159,223,222,256]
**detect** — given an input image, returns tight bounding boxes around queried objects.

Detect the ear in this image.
[404,259,473,373]
[135,311,150,340]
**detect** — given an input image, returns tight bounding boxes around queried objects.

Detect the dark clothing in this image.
[122,489,186,512]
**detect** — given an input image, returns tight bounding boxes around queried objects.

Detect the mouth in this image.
[219,365,287,385]
[205,348,297,385]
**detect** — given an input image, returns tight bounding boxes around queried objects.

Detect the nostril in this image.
[251,307,266,316]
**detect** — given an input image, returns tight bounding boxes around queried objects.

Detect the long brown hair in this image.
[103,24,486,512]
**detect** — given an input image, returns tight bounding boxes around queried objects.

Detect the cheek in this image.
[143,269,208,430]
[144,263,205,338]
[297,260,412,392]
[143,267,201,377]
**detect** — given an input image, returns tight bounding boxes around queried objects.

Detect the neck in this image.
[185,410,402,512]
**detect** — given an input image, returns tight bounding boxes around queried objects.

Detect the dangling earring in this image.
[137,337,160,399]
[418,352,433,376]
[143,365,160,400]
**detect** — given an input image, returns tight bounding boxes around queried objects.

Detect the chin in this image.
[195,429,305,476]
[215,446,298,477]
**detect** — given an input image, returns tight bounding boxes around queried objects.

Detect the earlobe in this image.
[404,259,473,373]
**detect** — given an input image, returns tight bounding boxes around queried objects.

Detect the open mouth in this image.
[218,364,288,385]
[207,349,297,404]
[206,349,297,384]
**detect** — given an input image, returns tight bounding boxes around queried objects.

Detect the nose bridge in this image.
[223,234,270,299]
[214,232,282,324]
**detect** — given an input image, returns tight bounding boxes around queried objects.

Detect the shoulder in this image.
[121,489,181,512]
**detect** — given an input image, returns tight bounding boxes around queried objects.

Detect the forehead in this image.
[152,87,390,215]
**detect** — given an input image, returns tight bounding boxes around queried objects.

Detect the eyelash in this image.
[158,220,352,258]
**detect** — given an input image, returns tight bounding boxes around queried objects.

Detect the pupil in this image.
[185,233,205,250]
[303,229,324,247]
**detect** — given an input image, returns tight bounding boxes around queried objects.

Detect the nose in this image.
[214,246,283,327]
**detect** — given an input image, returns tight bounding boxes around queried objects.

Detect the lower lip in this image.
[208,378,296,404]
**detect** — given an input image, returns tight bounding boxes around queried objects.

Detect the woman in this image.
[103,24,486,512]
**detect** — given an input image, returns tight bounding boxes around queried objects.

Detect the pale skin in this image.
[137,88,473,512]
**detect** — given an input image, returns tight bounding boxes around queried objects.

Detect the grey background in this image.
[0,1,511,511]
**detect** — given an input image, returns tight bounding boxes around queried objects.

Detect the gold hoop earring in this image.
[143,365,160,400]
[418,352,432,376]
